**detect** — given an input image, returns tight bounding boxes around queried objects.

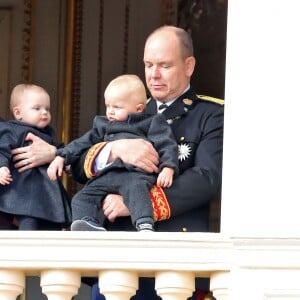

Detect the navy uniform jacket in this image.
[72,87,224,232]
[0,120,71,225]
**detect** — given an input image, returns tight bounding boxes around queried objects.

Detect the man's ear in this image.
[136,103,145,112]
[12,107,21,120]
[185,56,196,77]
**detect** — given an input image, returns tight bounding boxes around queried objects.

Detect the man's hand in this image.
[102,194,130,222]
[109,139,159,173]
[11,132,56,172]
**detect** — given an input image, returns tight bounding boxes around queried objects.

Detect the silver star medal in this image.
[178,143,192,161]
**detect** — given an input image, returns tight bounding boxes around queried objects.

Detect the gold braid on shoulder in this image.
[197,94,224,105]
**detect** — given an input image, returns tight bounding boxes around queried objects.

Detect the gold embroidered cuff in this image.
[84,142,108,179]
[150,185,171,221]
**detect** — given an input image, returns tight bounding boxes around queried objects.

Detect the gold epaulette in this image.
[197,94,224,105]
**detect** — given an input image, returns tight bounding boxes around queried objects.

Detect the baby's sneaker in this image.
[71,216,106,231]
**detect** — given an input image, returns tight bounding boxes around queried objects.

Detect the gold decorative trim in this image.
[61,0,83,195]
[84,142,108,179]
[197,94,225,106]
[150,185,171,221]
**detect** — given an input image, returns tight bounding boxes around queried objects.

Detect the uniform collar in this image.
[145,87,197,122]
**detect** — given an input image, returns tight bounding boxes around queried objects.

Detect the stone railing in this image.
[1,231,300,300]
[0,231,231,300]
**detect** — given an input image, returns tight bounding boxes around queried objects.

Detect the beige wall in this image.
[0,0,67,133]
[0,0,227,140]
[0,0,29,120]
[78,0,165,135]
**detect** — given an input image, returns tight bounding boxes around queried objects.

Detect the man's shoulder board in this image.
[197,95,224,106]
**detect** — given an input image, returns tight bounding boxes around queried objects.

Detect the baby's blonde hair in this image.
[10,83,49,111]
[105,74,147,105]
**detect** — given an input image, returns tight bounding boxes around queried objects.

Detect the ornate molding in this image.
[61,0,83,195]
[96,0,104,115]
[178,0,228,38]
[72,0,83,142]
[122,0,130,73]
[22,0,33,82]
[161,0,177,25]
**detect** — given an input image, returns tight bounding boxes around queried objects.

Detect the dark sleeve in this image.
[69,149,89,184]
[0,124,16,167]
[163,105,224,217]
[57,129,96,165]
[148,114,179,175]
[69,116,108,183]
[58,116,106,165]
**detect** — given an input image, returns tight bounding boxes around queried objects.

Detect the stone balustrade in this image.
[1,231,300,300]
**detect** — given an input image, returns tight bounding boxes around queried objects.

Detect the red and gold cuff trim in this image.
[150,185,171,221]
[84,142,108,179]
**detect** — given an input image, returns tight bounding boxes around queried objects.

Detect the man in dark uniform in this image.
[72,25,224,300]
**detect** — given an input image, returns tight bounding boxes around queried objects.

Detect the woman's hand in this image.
[11,132,56,172]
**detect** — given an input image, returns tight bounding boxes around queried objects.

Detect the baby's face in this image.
[15,90,51,128]
[105,88,142,122]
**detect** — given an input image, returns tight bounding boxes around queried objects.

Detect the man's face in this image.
[143,32,194,102]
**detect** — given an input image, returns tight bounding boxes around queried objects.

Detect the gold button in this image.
[182,227,187,232]
[180,136,185,141]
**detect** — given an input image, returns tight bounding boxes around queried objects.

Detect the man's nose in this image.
[151,67,160,78]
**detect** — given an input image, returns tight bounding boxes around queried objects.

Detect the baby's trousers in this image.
[71,170,156,226]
